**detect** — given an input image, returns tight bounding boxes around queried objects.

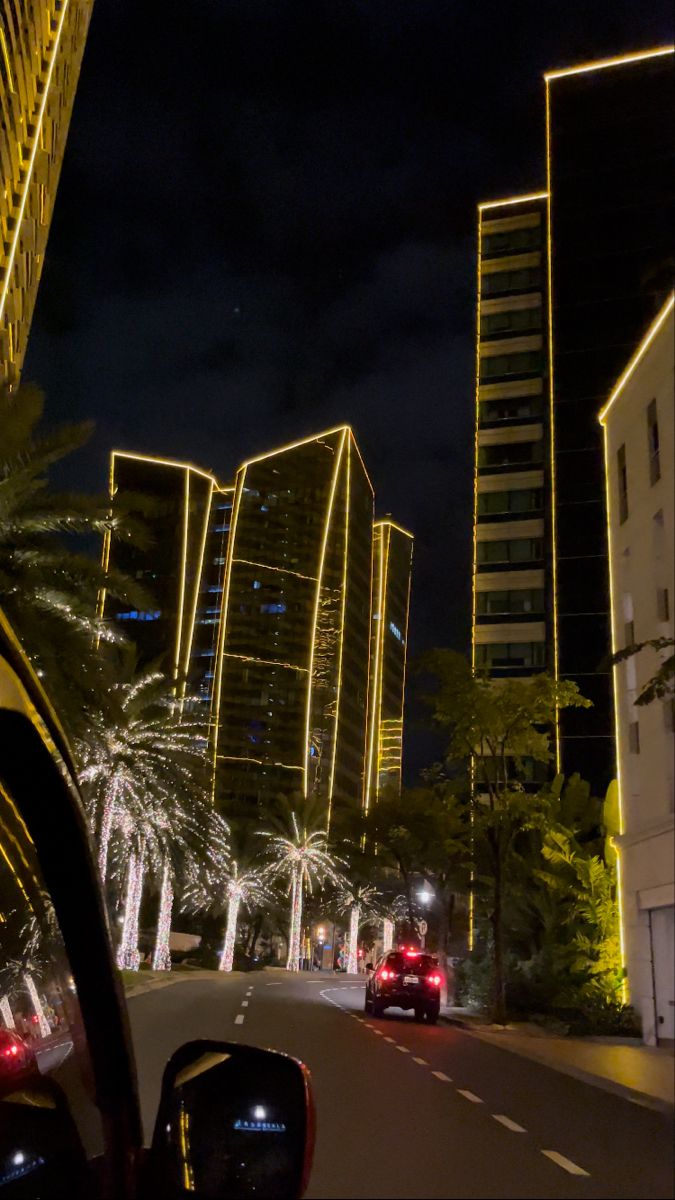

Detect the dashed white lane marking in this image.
[457,1089,483,1104]
[246,988,253,995]
[412,1057,428,1065]
[241,1001,249,1008]
[541,1151,590,1177]
[431,1071,452,1082]
[266,982,283,986]
[395,1045,410,1054]
[372,1029,383,1035]
[383,1036,396,1043]
[493,1114,526,1133]
[234,1014,245,1025]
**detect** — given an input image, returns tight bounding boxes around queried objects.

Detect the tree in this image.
[260,798,345,971]
[0,385,152,732]
[420,650,591,1024]
[612,636,674,705]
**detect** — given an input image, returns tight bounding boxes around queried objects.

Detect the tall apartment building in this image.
[104,428,413,825]
[601,295,674,1044]
[1,1,94,387]
[472,46,674,791]
[365,519,413,811]
[212,427,374,822]
[472,193,552,704]
[101,452,229,724]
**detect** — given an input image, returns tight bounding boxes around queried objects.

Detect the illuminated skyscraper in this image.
[101,452,229,722]
[365,519,413,811]
[211,427,374,821]
[1,1,94,388]
[472,46,674,791]
[472,194,552,719]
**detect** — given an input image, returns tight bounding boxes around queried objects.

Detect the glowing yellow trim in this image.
[545,85,561,770]
[374,518,414,540]
[210,466,247,781]
[364,524,387,813]
[232,558,318,582]
[0,1,71,324]
[471,208,483,674]
[399,535,414,788]
[599,293,674,424]
[349,428,375,496]
[111,449,219,486]
[327,433,351,828]
[0,28,14,92]
[96,453,116,628]
[242,425,349,470]
[222,652,308,673]
[478,191,549,213]
[181,475,215,698]
[602,416,629,1003]
[303,431,347,796]
[172,469,190,685]
[612,839,628,1005]
[217,755,303,771]
[545,45,673,81]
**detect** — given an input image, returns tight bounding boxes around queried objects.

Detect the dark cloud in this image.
[25,0,674,777]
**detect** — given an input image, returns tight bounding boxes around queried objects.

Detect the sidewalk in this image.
[442,1008,675,1114]
[122,967,232,998]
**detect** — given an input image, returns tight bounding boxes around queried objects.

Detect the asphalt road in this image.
[127,971,674,1200]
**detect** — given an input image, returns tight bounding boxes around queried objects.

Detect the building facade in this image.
[472,46,674,792]
[1,1,94,387]
[102,452,226,722]
[365,519,413,811]
[601,296,674,1045]
[211,427,374,823]
[472,193,552,695]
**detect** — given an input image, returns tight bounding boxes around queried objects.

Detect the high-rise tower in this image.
[365,519,413,811]
[1,1,95,387]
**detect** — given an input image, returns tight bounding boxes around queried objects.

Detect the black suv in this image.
[364,950,442,1024]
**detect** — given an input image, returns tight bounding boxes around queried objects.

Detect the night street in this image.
[128,974,674,1200]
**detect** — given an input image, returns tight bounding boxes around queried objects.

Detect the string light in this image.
[152,860,173,971]
[262,813,345,971]
[346,904,360,975]
[382,918,394,955]
[24,974,51,1039]
[217,862,269,972]
[117,848,144,970]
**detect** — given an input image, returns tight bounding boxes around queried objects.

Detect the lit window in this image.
[389,622,403,642]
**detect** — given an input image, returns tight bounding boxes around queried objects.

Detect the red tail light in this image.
[428,974,442,987]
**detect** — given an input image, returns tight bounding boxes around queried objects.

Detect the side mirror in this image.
[365,962,374,972]
[149,1040,315,1199]
[0,1077,87,1197]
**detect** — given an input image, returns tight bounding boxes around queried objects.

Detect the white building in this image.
[600,294,674,1046]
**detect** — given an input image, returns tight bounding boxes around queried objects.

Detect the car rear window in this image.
[386,953,437,975]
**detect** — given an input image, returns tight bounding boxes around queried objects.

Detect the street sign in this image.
[418,920,428,936]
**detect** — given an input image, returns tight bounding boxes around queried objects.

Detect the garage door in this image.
[651,905,675,1042]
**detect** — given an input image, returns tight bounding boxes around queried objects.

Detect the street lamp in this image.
[417,887,433,949]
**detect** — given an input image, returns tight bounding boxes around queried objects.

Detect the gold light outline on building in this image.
[544,89,562,769]
[478,191,549,213]
[232,558,318,583]
[222,652,308,673]
[470,206,484,673]
[96,452,117,627]
[217,755,303,771]
[364,523,387,813]
[0,28,14,92]
[210,466,247,780]
[399,530,414,791]
[242,424,350,470]
[544,45,673,82]
[374,517,414,540]
[326,434,352,828]
[303,430,347,797]
[599,293,674,425]
[111,449,218,486]
[349,429,376,497]
[0,0,72,324]
[180,473,215,702]
[601,417,629,1003]
[173,468,191,690]
[369,519,413,805]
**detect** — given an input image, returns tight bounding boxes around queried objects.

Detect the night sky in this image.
[24,0,673,777]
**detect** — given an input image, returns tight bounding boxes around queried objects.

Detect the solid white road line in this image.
[234,1014,245,1025]
[541,1151,590,1177]
[395,1045,410,1053]
[412,1057,428,1065]
[492,1114,526,1133]
[457,1090,483,1104]
[431,1071,452,1082]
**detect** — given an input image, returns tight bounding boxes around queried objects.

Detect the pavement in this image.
[125,968,674,1199]
[441,1008,675,1114]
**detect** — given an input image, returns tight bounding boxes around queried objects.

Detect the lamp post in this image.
[417,887,433,949]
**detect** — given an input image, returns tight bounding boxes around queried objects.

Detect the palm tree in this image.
[261,800,345,971]
[337,883,380,974]
[76,659,210,968]
[0,385,152,731]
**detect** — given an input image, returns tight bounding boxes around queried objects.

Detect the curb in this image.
[442,1017,675,1116]
[124,969,237,999]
